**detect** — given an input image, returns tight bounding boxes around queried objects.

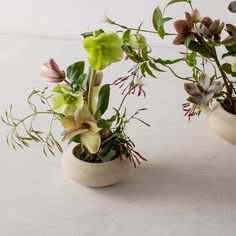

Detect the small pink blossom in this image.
[40,59,65,83]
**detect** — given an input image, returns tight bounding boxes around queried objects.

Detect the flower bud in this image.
[129,34,147,50]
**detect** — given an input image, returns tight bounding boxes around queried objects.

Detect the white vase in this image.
[208,103,236,145]
[61,145,132,187]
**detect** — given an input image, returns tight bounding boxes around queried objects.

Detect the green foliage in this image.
[68,135,81,144]
[81,32,93,38]
[187,41,212,58]
[67,61,85,83]
[154,58,183,65]
[97,118,111,129]
[122,29,131,43]
[94,29,105,37]
[140,62,156,78]
[184,35,194,48]
[95,84,110,117]
[221,63,236,77]
[222,44,236,58]
[186,51,197,67]
[149,61,165,72]
[152,7,172,39]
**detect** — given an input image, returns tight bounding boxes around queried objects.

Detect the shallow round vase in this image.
[61,145,132,187]
[208,103,236,145]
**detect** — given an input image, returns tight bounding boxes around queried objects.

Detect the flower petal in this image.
[40,69,60,79]
[74,95,84,109]
[84,120,102,133]
[49,59,65,78]
[63,104,78,116]
[63,128,89,141]
[61,116,75,130]
[199,74,210,90]
[80,131,101,154]
[207,81,223,95]
[184,83,202,96]
[173,34,186,45]
[51,94,66,111]
[174,20,189,34]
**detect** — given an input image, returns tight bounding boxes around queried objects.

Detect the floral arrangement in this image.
[2,27,167,166]
[145,0,236,120]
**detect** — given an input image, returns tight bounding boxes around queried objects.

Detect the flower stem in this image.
[117,90,130,112]
[88,68,97,113]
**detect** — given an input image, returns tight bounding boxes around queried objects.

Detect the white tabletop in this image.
[0,34,236,236]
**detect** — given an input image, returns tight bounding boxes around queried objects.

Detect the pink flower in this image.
[40,59,65,83]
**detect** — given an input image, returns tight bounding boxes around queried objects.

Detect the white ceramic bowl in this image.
[208,103,236,145]
[61,145,132,187]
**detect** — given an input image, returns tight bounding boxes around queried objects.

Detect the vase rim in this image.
[216,102,236,119]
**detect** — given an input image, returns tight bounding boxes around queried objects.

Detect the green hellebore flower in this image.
[61,107,101,154]
[83,32,124,70]
[129,34,147,50]
[51,84,84,116]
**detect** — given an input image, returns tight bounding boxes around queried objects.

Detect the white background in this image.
[0,0,235,46]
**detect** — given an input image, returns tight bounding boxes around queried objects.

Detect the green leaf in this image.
[221,63,236,77]
[149,61,165,72]
[68,135,81,144]
[166,0,191,7]
[141,47,149,60]
[141,62,156,78]
[162,17,173,24]
[184,35,193,48]
[94,29,105,37]
[222,44,236,58]
[72,73,87,92]
[95,84,110,117]
[152,7,165,39]
[97,119,111,129]
[81,32,93,38]
[187,41,212,58]
[122,29,131,42]
[154,58,183,65]
[67,61,85,83]
[186,51,197,67]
